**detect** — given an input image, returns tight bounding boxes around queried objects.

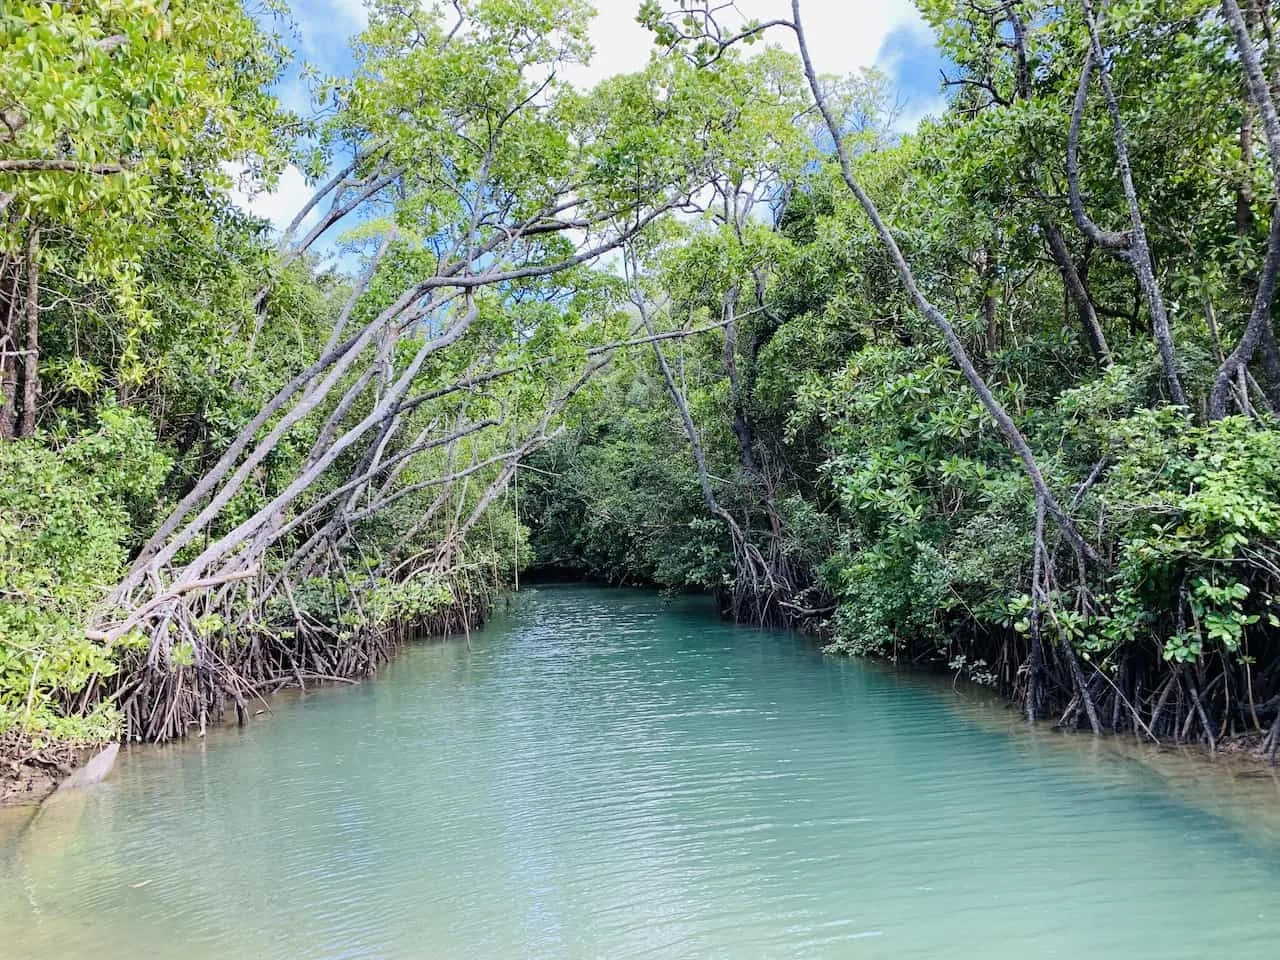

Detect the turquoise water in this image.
[2,585,1279,958]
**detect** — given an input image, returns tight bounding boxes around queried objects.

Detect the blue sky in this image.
[234,0,947,230]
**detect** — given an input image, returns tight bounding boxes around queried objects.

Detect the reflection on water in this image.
[2,586,1278,959]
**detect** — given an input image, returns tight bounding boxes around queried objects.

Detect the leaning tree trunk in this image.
[790,0,1098,566]
[1210,206,1280,418]
[1070,1,1186,405]
[1213,0,1280,417]
[1044,223,1112,364]
[630,254,784,623]
[1004,4,1112,366]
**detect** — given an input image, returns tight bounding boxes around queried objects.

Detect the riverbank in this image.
[846,630,1280,767]
[7,574,1277,812]
[0,735,80,806]
[553,557,1280,765]
[538,568,1280,767]
[0,584,504,807]
[857,650,1280,833]
[840,630,1280,767]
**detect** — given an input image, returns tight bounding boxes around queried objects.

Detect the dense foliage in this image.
[5,0,1280,772]
[525,0,1280,754]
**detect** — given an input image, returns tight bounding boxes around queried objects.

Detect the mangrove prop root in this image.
[104,589,495,744]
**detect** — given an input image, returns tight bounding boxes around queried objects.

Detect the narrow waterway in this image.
[3,586,1279,958]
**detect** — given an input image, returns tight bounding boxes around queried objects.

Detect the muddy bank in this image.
[1,758,63,807]
[0,738,118,807]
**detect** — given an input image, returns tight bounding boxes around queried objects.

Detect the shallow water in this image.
[2,585,1279,958]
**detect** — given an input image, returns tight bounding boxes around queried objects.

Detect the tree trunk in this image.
[1210,205,1280,417]
[1225,0,1280,202]
[1073,4,1186,404]
[1003,6,1112,367]
[1258,323,1280,408]
[721,285,760,479]
[1044,223,1111,363]
[18,228,38,437]
[1239,109,1258,237]
[1027,497,1047,722]
[0,254,18,438]
[167,304,479,589]
[1215,0,1280,416]
[979,247,1000,354]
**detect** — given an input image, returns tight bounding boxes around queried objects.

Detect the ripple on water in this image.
[1,585,1279,959]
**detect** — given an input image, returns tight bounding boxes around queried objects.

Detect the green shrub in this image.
[0,405,170,743]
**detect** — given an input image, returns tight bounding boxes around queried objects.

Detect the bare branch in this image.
[0,159,127,175]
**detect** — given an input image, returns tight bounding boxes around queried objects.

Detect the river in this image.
[2,585,1279,958]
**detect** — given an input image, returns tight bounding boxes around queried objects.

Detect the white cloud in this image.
[565,0,927,89]
[225,162,318,233]
[896,94,946,132]
[326,0,369,28]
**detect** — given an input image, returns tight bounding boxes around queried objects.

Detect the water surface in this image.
[3,586,1279,958]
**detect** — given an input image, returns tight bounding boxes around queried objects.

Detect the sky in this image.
[232,0,946,233]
